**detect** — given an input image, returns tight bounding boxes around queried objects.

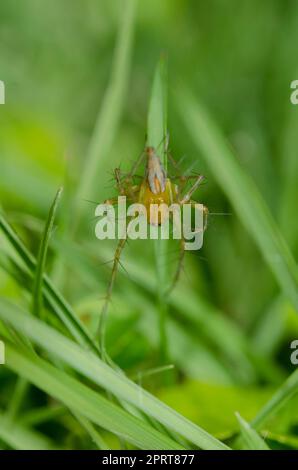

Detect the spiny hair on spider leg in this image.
[92,210,135,223]
[164,246,185,256]
[190,174,207,186]
[160,247,188,263]
[98,294,110,301]
[107,169,116,179]
[157,255,184,269]
[179,262,189,281]
[187,250,208,262]
[185,171,206,183]
[83,198,101,206]
[186,160,201,173]
[208,212,232,216]
[117,259,131,280]
[168,153,187,174]
[203,211,231,230]
[98,259,116,268]
[104,182,118,191]
[115,170,143,180]
[90,212,125,223]
[98,294,116,312]
[99,252,131,279]
[170,157,198,177]
[127,154,145,168]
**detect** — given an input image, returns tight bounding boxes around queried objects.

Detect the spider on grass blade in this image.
[97,144,208,356]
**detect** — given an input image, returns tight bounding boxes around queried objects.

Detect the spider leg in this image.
[117,172,143,180]
[112,155,144,204]
[103,196,121,205]
[114,168,138,197]
[116,183,140,202]
[113,162,143,203]
[127,151,146,178]
[95,196,129,361]
[168,153,181,175]
[97,237,127,358]
[172,174,201,181]
[179,174,205,204]
[189,200,209,230]
[166,195,208,295]
[114,168,126,195]
[166,237,185,295]
[103,183,140,210]
[171,174,202,200]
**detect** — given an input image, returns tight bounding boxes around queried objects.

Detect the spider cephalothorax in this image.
[145,146,167,194]
[139,146,176,225]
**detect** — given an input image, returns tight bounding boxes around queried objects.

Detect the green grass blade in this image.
[0,213,100,354]
[32,187,63,318]
[0,412,57,450]
[75,0,137,221]
[261,431,298,449]
[147,57,169,362]
[177,92,298,312]
[251,369,298,429]
[71,412,110,450]
[147,56,168,165]
[5,342,182,450]
[0,299,230,450]
[19,405,66,426]
[6,377,29,421]
[235,412,269,450]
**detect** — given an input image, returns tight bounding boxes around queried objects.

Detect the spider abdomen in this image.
[139,179,174,225]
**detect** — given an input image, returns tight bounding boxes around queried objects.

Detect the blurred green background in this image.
[0,0,298,450]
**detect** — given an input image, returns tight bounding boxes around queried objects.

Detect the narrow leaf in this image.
[147,57,169,362]
[0,412,56,450]
[252,369,298,428]
[147,56,168,165]
[236,412,269,450]
[32,187,63,318]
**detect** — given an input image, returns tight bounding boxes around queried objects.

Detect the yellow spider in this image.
[98,145,208,354]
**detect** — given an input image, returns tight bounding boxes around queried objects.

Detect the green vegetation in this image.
[0,0,298,450]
